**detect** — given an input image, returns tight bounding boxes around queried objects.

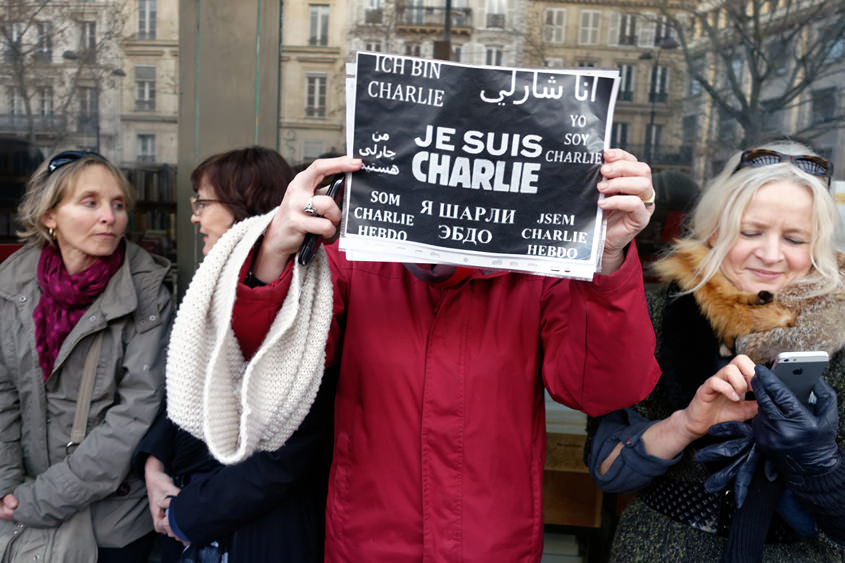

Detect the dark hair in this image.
[190,146,294,222]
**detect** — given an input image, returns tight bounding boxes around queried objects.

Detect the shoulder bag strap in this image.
[66,333,103,454]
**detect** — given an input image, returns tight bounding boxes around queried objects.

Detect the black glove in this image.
[751,365,841,480]
[695,421,761,507]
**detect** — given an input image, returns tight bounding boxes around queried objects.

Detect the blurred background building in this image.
[1,0,842,276]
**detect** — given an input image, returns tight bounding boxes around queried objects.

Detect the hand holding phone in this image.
[770,351,829,405]
[297,173,345,266]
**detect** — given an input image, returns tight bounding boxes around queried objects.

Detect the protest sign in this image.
[339,52,620,279]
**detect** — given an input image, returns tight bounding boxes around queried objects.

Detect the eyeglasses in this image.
[47,150,106,176]
[189,195,221,215]
[734,149,833,186]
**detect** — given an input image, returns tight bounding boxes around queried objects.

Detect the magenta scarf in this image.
[33,241,125,380]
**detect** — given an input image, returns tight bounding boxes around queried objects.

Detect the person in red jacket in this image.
[230,149,661,561]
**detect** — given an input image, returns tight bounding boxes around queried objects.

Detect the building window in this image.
[682,114,697,141]
[81,21,96,50]
[767,40,788,75]
[730,56,743,83]
[365,41,382,52]
[611,122,628,149]
[3,22,23,62]
[579,10,600,46]
[717,109,735,142]
[138,0,156,40]
[577,61,595,68]
[78,87,98,133]
[306,74,327,118]
[689,77,701,96]
[761,99,781,133]
[654,14,671,45]
[618,13,637,46]
[403,0,424,25]
[36,86,53,116]
[365,0,383,24]
[137,134,156,162]
[452,45,462,62]
[405,43,421,57]
[486,0,506,29]
[36,22,52,62]
[825,38,843,63]
[688,55,703,96]
[135,66,156,111]
[485,46,503,66]
[544,8,566,44]
[649,65,669,103]
[618,63,634,101]
[645,123,663,158]
[545,57,563,68]
[811,88,836,124]
[7,87,24,116]
[309,5,329,46]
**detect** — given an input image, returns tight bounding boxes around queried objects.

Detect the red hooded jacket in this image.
[232,242,660,562]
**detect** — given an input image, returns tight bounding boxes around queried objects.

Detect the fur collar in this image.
[653,239,845,364]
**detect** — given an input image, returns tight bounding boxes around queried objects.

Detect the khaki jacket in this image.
[0,242,173,548]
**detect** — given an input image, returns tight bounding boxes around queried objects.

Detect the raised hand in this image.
[595,148,656,274]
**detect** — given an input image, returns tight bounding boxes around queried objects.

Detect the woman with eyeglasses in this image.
[187,146,294,256]
[0,150,174,561]
[585,140,845,562]
[133,146,334,563]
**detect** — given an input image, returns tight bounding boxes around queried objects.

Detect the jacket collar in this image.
[655,239,845,364]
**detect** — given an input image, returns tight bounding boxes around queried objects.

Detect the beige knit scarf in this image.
[166,210,334,465]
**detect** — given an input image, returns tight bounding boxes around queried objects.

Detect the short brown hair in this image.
[190,146,294,222]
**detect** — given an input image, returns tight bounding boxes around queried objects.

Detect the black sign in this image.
[340,52,619,279]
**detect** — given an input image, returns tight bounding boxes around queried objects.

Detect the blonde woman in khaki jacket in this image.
[0,151,173,562]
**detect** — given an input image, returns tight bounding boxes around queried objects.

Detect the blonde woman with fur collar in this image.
[585,141,845,562]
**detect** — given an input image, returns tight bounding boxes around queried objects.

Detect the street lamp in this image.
[62,50,125,152]
[639,37,679,164]
[434,0,453,61]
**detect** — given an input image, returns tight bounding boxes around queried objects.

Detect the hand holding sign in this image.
[253,156,362,282]
[596,148,656,274]
[341,53,643,280]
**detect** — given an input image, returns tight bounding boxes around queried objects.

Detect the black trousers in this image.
[97,531,156,563]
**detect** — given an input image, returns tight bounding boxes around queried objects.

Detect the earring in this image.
[48,227,56,240]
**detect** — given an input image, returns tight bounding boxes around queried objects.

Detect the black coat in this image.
[134,368,336,563]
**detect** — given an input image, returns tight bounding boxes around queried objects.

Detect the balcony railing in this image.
[648,91,669,103]
[486,13,505,29]
[364,8,383,24]
[395,6,472,33]
[0,114,68,133]
[135,99,156,112]
[622,143,692,167]
[305,106,326,118]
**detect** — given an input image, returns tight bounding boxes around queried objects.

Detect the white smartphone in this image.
[771,351,829,405]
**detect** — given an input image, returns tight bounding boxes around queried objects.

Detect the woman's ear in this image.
[707,231,718,248]
[41,211,57,230]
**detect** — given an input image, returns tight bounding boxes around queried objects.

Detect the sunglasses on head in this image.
[734,149,833,186]
[47,150,107,176]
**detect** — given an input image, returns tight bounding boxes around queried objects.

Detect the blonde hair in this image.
[676,140,842,295]
[17,154,135,246]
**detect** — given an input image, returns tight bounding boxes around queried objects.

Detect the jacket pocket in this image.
[327,431,352,536]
